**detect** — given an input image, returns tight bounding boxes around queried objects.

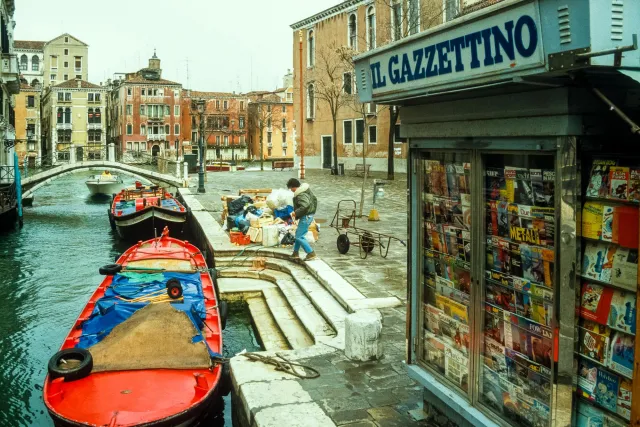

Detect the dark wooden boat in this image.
[109,183,188,241]
[43,228,228,426]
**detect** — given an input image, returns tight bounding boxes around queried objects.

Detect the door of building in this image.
[151,145,160,157]
[322,136,332,169]
[75,146,83,162]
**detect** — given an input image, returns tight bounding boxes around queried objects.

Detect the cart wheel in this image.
[337,234,350,254]
[362,232,375,253]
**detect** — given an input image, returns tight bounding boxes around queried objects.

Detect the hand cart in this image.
[329,200,407,259]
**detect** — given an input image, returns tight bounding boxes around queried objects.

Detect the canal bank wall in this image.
[176,187,426,427]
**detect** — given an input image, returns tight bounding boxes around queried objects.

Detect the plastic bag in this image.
[274,205,294,220]
[304,231,315,244]
[280,232,296,246]
[228,195,253,216]
[267,189,294,210]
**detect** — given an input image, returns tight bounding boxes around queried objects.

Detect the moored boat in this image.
[85,171,124,195]
[43,227,228,426]
[109,183,188,241]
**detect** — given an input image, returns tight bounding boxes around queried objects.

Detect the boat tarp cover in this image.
[77,272,220,362]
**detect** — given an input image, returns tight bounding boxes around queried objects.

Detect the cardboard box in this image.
[250,215,274,228]
[248,227,263,243]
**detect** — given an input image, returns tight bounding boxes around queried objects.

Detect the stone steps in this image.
[245,296,290,351]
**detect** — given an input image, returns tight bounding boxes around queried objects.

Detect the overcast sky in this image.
[14,0,338,92]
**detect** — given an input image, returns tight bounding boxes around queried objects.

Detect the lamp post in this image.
[298,30,305,180]
[196,99,206,194]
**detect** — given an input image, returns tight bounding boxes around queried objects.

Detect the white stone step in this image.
[245,297,290,351]
[261,288,314,349]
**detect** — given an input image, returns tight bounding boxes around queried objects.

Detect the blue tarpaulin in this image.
[77,272,220,357]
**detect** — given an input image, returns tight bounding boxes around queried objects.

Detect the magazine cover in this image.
[607,291,636,334]
[617,378,632,420]
[579,282,614,325]
[426,304,443,334]
[582,242,611,282]
[461,193,472,230]
[582,202,604,240]
[486,201,498,236]
[514,168,535,205]
[612,205,639,248]
[602,206,614,242]
[608,332,634,379]
[529,334,552,367]
[486,282,516,313]
[628,168,640,202]
[578,325,610,364]
[424,332,446,373]
[577,359,599,400]
[575,403,606,427]
[521,245,546,285]
[504,167,517,203]
[444,345,468,389]
[458,163,471,195]
[595,369,619,412]
[430,162,447,197]
[611,247,638,291]
[486,168,506,201]
[609,167,629,200]
[531,169,544,207]
[542,170,555,207]
[482,367,506,413]
[485,337,507,374]
[531,298,553,327]
[445,163,460,198]
[586,159,616,198]
[497,202,510,238]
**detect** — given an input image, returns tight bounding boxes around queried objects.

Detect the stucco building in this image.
[14,82,40,161]
[15,40,44,88]
[290,0,446,173]
[108,52,182,158]
[247,89,294,162]
[41,79,108,161]
[180,90,250,162]
[0,0,21,169]
[43,33,88,88]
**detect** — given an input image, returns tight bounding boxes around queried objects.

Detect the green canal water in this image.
[0,171,260,426]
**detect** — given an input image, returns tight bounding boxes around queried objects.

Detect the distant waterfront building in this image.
[42,34,88,88]
[14,82,41,162]
[14,40,44,88]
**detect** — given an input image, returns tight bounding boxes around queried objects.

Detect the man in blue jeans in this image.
[287,178,317,261]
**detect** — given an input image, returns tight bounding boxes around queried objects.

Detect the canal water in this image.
[0,171,260,426]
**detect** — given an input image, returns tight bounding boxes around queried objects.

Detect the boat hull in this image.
[114,208,187,241]
[86,181,124,195]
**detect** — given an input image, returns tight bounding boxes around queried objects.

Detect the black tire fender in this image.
[167,281,183,299]
[219,300,228,330]
[99,263,122,275]
[48,348,93,381]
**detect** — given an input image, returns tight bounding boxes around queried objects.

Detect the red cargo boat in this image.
[43,228,228,426]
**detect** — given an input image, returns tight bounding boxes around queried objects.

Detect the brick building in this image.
[290,0,446,173]
[180,90,250,162]
[108,51,182,158]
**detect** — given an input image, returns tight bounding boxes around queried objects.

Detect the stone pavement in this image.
[184,168,456,427]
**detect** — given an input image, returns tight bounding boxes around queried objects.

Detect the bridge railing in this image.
[0,165,17,214]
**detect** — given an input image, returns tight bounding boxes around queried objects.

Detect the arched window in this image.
[31,55,39,71]
[64,107,71,124]
[94,108,101,124]
[367,7,376,50]
[19,54,27,71]
[165,124,170,135]
[306,84,315,119]
[307,30,315,67]
[30,78,39,87]
[57,107,63,124]
[88,108,94,124]
[348,13,357,49]
[141,124,146,135]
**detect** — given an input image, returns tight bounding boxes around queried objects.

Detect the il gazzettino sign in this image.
[359,1,544,100]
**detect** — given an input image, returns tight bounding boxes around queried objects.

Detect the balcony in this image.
[282,127,287,133]
[282,142,288,149]
[147,116,164,123]
[1,53,20,94]
[267,143,273,148]
[56,123,72,130]
[88,123,102,130]
[147,134,166,142]
[266,127,273,133]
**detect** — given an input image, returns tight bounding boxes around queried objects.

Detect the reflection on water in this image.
[0,171,260,426]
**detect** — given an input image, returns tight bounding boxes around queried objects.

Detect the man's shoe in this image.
[291,251,300,260]
[304,252,317,261]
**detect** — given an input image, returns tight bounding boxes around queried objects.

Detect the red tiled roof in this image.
[125,75,181,85]
[53,79,103,89]
[20,82,36,90]
[14,40,46,50]
[183,90,244,99]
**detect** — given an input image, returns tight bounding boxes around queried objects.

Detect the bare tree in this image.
[307,43,351,173]
[248,95,281,171]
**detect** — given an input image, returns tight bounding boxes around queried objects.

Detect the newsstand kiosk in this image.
[354,1,640,426]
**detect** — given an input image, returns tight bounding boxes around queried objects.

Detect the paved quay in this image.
[178,167,457,427]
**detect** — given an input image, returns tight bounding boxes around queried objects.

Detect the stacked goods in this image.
[575,158,640,425]
[479,161,555,427]
[421,157,472,392]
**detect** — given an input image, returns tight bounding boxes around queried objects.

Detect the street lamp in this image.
[196,99,206,194]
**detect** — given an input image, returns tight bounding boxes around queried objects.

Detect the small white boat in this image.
[85,171,124,195]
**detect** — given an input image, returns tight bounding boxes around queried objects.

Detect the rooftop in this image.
[52,79,103,89]
[184,90,246,99]
[14,40,46,50]
[124,75,181,86]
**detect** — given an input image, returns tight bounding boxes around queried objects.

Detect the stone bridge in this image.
[21,160,185,201]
